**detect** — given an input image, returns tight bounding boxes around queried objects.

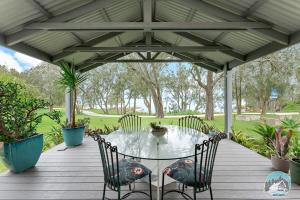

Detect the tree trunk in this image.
[150,86,164,118]
[260,99,268,115]
[205,71,214,120]
[71,89,77,128]
[234,73,242,115]
[133,97,136,113]
[205,88,214,120]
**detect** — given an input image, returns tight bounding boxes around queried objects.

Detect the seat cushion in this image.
[163,159,205,186]
[110,159,151,186]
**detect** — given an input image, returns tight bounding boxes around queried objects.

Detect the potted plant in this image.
[270,128,293,173]
[150,122,167,137]
[57,63,88,146]
[0,82,61,173]
[289,135,300,184]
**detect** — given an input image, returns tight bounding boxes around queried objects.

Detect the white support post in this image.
[65,88,72,123]
[224,64,233,138]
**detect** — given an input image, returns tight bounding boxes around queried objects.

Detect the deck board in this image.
[1,138,299,199]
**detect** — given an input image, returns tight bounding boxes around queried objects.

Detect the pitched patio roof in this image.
[0,0,300,73]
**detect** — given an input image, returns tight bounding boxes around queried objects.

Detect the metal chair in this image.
[178,115,205,132]
[118,114,142,131]
[161,134,222,200]
[91,132,152,200]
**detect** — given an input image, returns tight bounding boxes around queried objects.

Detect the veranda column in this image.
[65,88,72,123]
[224,64,233,138]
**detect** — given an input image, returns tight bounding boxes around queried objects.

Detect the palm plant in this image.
[281,118,300,130]
[252,123,276,147]
[57,63,87,128]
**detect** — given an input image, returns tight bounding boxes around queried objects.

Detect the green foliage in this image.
[252,123,275,146]
[281,118,300,130]
[61,117,90,129]
[57,62,87,127]
[0,82,61,143]
[57,63,87,92]
[289,135,300,159]
[231,126,272,157]
[43,126,63,151]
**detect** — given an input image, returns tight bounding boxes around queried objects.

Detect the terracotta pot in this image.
[290,158,300,185]
[271,155,289,173]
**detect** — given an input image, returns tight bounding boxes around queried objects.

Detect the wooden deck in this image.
[0,137,299,200]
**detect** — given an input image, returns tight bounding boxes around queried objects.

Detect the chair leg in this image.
[102,183,106,200]
[209,187,213,200]
[161,173,165,200]
[149,174,153,200]
[118,187,121,200]
[193,187,196,200]
[129,184,131,191]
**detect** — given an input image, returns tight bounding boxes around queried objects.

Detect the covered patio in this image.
[1,0,300,199]
[1,138,300,199]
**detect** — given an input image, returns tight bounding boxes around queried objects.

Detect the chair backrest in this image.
[178,115,204,132]
[118,114,141,131]
[91,133,120,191]
[194,134,221,192]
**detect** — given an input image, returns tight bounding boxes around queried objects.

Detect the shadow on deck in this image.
[0,138,299,199]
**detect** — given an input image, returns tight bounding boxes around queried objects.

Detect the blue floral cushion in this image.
[164,159,205,186]
[110,159,151,186]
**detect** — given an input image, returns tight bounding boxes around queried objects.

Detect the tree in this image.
[126,55,166,118]
[233,66,245,115]
[191,66,223,120]
[22,63,65,110]
[243,51,294,115]
[165,64,194,112]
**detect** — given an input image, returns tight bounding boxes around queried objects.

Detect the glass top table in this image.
[105,125,209,160]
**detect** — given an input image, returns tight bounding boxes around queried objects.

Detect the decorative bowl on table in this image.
[150,122,167,137]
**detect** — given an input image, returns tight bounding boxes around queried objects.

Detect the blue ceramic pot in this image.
[62,126,84,147]
[0,134,43,173]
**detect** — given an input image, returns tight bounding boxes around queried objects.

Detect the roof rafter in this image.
[177,0,288,45]
[174,32,245,61]
[6,0,111,46]
[0,33,51,63]
[52,32,123,62]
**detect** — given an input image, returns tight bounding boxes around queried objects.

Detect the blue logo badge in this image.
[264,171,291,196]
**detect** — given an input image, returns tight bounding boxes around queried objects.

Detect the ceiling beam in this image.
[6,0,111,46]
[86,59,206,63]
[78,53,126,73]
[242,0,268,17]
[174,32,245,61]
[144,0,152,59]
[25,22,271,31]
[65,45,232,53]
[169,52,219,72]
[29,0,52,18]
[176,0,288,45]
[52,32,123,62]
[0,33,51,63]
[228,42,285,69]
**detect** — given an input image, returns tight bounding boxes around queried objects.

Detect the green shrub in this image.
[0,82,61,143]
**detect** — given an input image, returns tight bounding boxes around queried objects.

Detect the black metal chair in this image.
[118,114,142,131]
[91,132,152,200]
[178,115,205,132]
[161,134,222,200]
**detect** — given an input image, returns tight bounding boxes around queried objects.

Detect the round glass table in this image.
[105,125,209,200]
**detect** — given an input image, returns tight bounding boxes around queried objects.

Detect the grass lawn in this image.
[37,110,261,139]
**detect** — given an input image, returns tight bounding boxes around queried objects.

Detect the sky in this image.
[0,46,43,72]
